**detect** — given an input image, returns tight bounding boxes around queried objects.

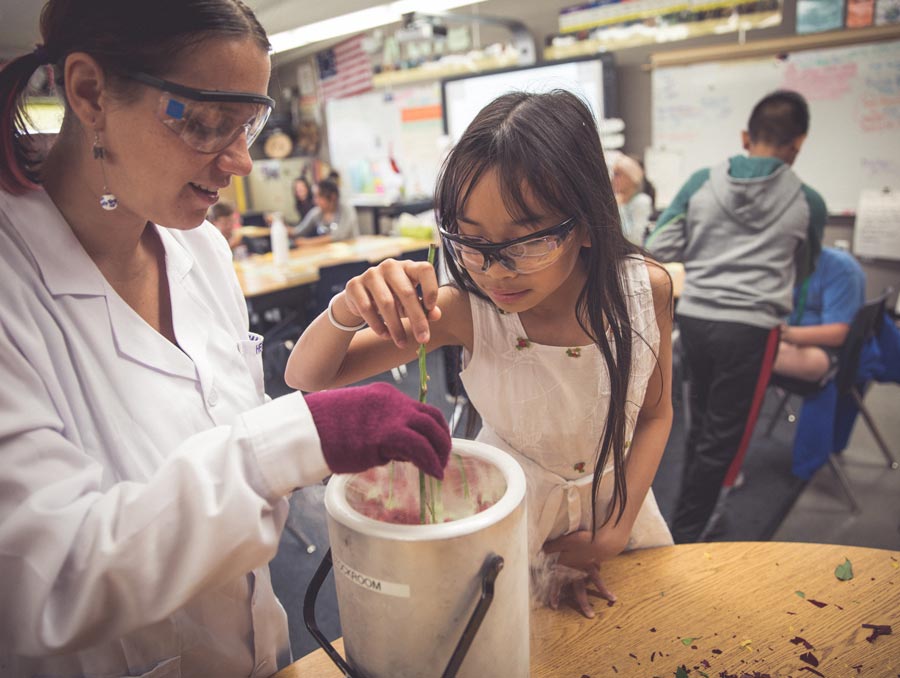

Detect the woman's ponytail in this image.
[0,48,52,194]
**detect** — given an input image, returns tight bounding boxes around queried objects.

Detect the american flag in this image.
[316,34,373,102]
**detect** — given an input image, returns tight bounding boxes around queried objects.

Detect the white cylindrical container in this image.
[324,439,529,677]
[269,212,290,266]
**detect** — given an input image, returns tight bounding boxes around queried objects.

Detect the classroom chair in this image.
[764,288,899,512]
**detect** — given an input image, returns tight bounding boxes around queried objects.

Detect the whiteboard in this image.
[651,40,900,215]
[326,83,446,201]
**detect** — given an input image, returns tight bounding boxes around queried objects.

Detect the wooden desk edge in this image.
[275,541,900,677]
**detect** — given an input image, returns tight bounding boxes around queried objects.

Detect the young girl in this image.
[287,89,674,617]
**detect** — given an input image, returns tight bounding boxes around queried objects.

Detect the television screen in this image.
[441,55,617,144]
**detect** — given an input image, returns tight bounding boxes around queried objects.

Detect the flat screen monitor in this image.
[441,54,616,144]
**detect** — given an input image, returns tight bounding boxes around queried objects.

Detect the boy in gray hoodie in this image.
[646,90,826,543]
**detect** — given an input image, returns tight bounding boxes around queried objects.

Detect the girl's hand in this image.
[339,258,442,348]
[546,562,615,619]
[543,530,618,619]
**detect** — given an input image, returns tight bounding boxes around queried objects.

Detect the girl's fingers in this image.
[367,277,408,347]
[383,264,433,344]
[342,283,389,339]
[548,578,562,610]
[342,259,439,347]
[587,566,616,603]
[572,580,595,619]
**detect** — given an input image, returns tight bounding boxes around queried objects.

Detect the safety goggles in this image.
[124,71,275,154]
[440,217,578,274]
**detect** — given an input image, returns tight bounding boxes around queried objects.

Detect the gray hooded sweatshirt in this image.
[646,155,826,329]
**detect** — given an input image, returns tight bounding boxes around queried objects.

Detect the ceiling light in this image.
[268,0,487,54]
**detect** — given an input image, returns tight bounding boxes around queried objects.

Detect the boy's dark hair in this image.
[436,89,667,531]
[317,178,339,200]
[0,0,269,194]
[747,89,810,147]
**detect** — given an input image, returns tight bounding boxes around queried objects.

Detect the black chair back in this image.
[311,260,372,318]
[834,289,892,394]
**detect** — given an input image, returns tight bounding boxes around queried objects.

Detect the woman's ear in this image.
[63,52,108,131]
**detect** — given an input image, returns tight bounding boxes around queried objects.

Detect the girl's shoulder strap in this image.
[467,292,520,346]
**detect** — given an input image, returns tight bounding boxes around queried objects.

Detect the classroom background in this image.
[3,0,899,661]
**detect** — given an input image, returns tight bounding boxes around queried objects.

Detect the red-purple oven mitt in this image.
[305,382,451,478]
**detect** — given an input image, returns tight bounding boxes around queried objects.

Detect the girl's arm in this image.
[547,261,674,566]
[285,258,471,392]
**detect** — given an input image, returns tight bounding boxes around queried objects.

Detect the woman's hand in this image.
[543,530,618,619]
[338,258,442,348]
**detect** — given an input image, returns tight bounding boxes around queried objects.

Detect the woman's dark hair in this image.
[436,89,666,531]
[747,89,810,147]
[294,176,314,218]
[0,0,269,194]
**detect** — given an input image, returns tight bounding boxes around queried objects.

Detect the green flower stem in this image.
[418,245,437,523]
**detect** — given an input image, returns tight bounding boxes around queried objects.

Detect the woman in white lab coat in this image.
[0,2,450,677]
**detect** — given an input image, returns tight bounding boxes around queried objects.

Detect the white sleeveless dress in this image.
[460,255,673,558]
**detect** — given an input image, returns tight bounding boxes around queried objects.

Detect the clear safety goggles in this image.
[440,217,578,275]
[124,71,275,154]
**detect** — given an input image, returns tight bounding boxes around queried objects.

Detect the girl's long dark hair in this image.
[436,89,655,531]
[0,0,269,194]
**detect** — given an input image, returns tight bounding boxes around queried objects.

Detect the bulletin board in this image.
[650,39,900,215]
[325,83,447,201]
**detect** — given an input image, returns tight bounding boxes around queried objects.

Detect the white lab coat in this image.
[0,189,330,678]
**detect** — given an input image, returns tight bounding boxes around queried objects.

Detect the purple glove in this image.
[305,382,451,478]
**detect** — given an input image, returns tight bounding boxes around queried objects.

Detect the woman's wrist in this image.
[326,294,366,332]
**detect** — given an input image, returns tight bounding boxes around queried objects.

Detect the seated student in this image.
[207,201,246,255]
[292,178,360,246]
[610,153,653,246]
[774,246,866,382]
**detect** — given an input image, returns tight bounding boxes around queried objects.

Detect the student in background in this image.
[292,175,314,221]
[611,153,653,246]
[646,89,825,543]
[287,90,675,619]
[0,1,451,675]
[292,177,359,246]
[208,200,244,253]
[774,246,865,382]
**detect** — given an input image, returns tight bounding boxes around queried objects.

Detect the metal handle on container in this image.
[442,554,505,678]
[303,548,358,678]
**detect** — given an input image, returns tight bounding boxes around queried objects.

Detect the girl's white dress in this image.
[460,255,673,557]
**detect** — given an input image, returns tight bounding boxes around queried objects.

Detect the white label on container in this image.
[334,557,410,598]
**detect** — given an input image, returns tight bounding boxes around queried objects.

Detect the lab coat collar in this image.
[7,189,207,381]
[104,227,206,382]
[5,188,107,297]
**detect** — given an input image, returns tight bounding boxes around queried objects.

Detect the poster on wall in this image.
[846,0,876,26]
[875,0,900,23]
[797,0,846,33]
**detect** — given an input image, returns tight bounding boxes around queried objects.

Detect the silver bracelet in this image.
[327,295,367,332]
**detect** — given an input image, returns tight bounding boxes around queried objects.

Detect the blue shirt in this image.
[793,247,865,326]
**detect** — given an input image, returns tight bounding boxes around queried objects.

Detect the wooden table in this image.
[275,541,899,677]
[234,235,434,299]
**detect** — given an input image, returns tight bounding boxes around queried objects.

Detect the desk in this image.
[234,235,434,299]
[351,197,435,235]
[238,225,271,239]
[275,541,899,677]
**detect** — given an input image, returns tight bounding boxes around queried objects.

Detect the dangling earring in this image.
[93,132,118,211]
